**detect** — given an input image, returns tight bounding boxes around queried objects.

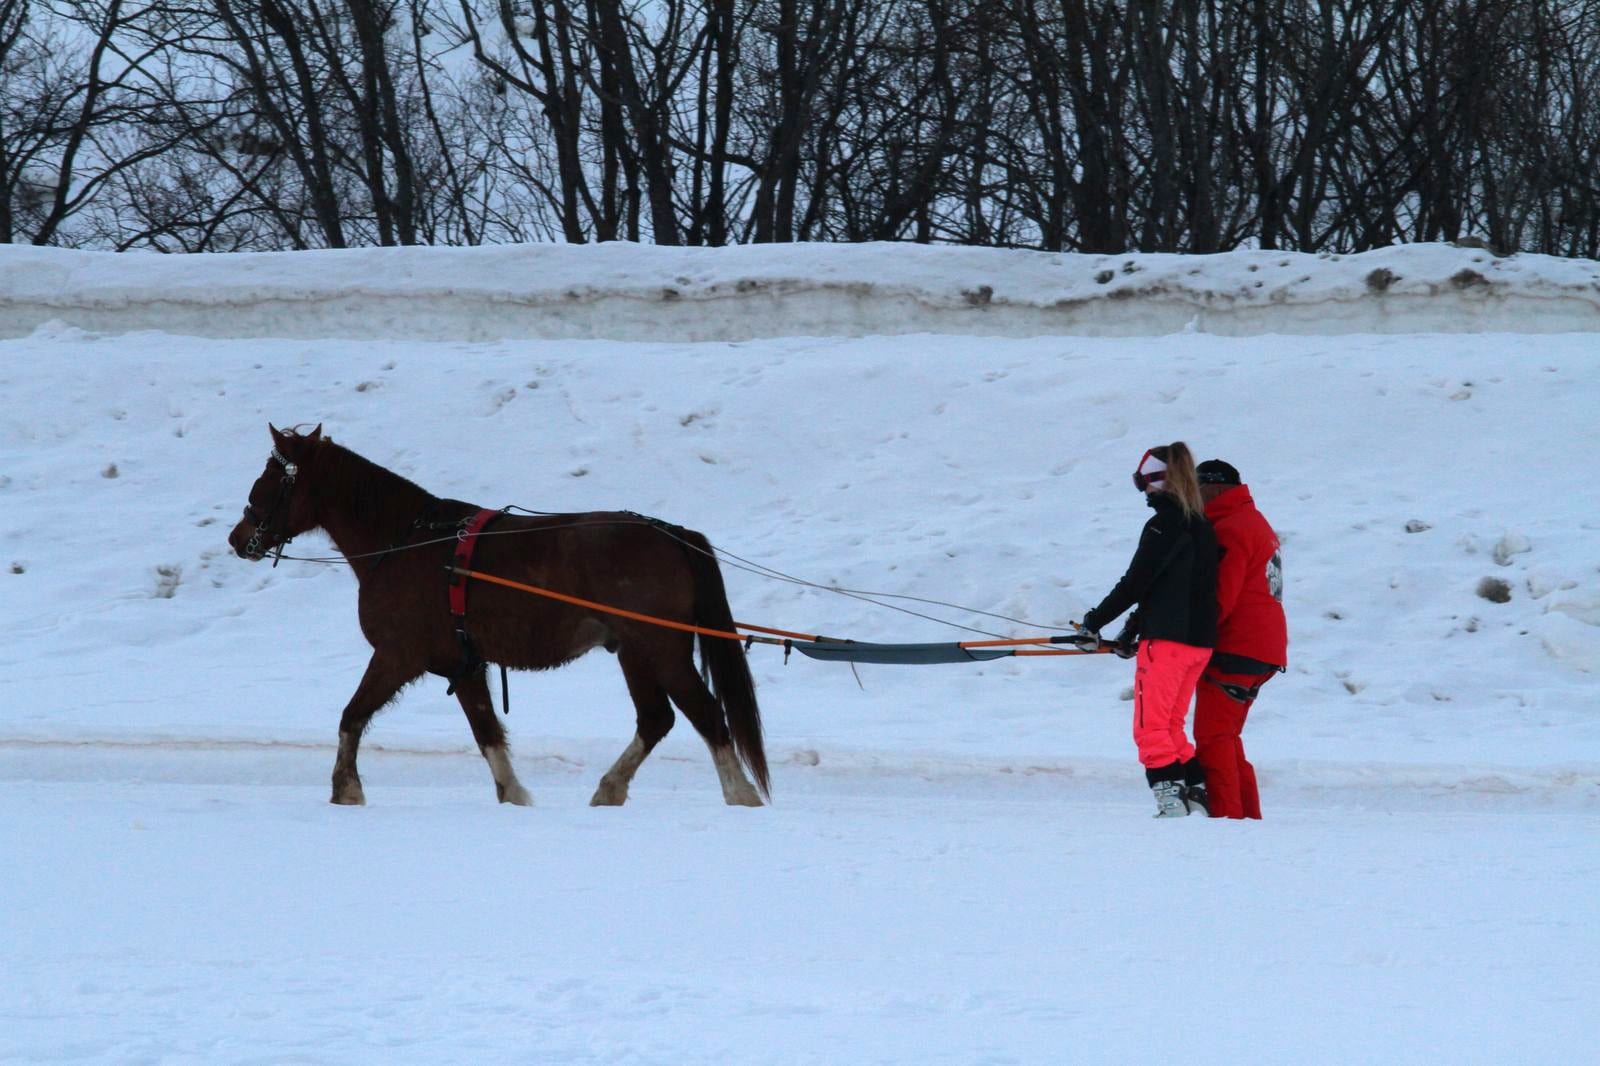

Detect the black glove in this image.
[1112,617,1140,659]
[1067,624,1103,651]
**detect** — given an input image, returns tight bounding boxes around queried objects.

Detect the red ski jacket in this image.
[1205,485,1287,668]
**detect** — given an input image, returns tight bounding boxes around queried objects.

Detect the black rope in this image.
[692,541,1074,635]
[504,506,1070,630]
[274,509,1074,641]
[606,517,1055,640]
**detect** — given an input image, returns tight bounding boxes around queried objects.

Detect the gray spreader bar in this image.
[788,640,1016,665]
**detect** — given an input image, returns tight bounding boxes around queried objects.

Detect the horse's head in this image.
[228,423,323,563]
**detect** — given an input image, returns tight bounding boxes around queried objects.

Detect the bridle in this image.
[243,446,300,566]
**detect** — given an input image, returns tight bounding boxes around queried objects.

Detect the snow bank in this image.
[5,241,1600,341]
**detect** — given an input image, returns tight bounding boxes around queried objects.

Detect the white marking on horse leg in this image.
[713,745,762,807]
[484,744,533,806]
[590,735,648,807]
[330,731,366,805]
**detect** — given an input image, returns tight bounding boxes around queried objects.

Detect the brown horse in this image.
[228,424,768,808]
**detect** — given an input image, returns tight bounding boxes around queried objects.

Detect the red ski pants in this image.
[1193,668,1275,819]
[1132,639,1210,770]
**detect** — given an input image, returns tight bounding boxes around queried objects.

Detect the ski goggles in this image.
[1132,449,1167,492]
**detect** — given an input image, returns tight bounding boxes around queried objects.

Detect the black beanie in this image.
[1197,459,1241,485]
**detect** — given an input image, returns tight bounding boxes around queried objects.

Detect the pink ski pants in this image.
[1132,639,1211,769]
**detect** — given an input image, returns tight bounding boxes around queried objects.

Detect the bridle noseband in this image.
[243,446,299,566]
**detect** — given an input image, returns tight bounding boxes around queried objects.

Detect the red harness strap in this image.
[450,508,503,619]
[446,508,508,711]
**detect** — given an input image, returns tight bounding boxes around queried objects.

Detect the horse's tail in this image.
[680,529,769,799]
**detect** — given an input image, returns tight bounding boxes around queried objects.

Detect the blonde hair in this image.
[1153,442,1204,519]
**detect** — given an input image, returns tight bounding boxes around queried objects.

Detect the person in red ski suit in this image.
[1191,459,1287,819]
[1076,443,1217,818]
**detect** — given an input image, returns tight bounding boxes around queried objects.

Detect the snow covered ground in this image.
[2,242,1598,1063]
[4,742,1594,1064]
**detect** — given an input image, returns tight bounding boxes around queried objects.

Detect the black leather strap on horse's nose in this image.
[446,508,510,714]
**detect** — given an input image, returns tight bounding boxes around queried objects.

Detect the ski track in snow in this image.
[2,243,1599,1062]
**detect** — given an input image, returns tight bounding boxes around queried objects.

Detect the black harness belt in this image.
[1203,650,1285,705]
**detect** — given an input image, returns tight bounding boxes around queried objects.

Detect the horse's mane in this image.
[309,437,437,530]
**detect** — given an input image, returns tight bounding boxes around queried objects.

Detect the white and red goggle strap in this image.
[1133,449,1167,491]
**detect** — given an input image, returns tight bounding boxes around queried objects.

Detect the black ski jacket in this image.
[1082,493,1218,648]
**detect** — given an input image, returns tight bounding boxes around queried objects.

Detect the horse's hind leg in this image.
[660,657,762,808]
[331,652,414,805]
[454,669,532,806]
[591,651,675,807]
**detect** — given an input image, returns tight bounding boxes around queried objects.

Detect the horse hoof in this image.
[726,792,763,808]
[589,781,628,806]
[330,790,366,806]
[499,784,534,807]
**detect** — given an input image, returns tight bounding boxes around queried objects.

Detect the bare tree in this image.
[1,1,186,244]
[11,0,1600,254]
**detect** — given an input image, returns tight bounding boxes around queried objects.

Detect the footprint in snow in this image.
[485,386,517,414]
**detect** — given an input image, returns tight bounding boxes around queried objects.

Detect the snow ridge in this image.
[6,241,1600,341]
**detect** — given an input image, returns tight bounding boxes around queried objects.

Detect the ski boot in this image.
[1180,758,1210,816]
[1151,780,1189,818]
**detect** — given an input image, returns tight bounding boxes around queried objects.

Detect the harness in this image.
[445,507,511,714]
[1206,676,1269,704]
[1203,651,1284,705]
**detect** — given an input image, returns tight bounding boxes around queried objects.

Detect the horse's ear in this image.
[306,423,323,444]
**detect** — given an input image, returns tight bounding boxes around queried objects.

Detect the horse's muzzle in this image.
[228,519,266,560]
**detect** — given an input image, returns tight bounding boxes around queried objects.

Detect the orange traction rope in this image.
[451,567,786,645]
[452,566,1092,656]
[958,635,1068,648]
[728,619,824,642]
[1014,648,1101,656]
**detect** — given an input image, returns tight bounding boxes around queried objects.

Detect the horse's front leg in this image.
[331,652,413,805]
[453,668,533,806]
